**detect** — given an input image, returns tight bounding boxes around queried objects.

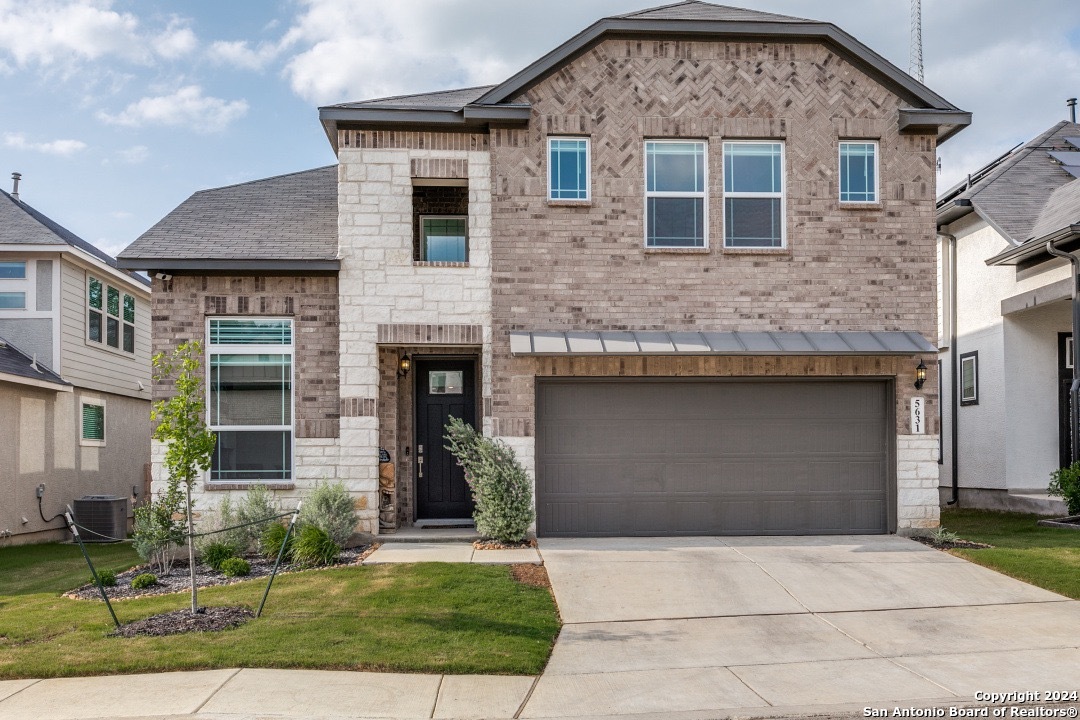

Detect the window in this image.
[0,261,26,279]
[0,292,25,309]
[723,141,784,248]
[1067,336,1074,370]
[87,276,135,353]
[839,141,878,203]
[548,137,590,200]
[645,141,707,248]
[81,402,105,445]
[960,351,978,405]
[208,318,293,483]
[0,261,28,310]
[420,216,468,263]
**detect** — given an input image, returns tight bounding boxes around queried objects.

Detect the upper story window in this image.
[421,216,468,263]
[839,141,879,203]
[723,141,785,248]
[0,260,28,310]
[87,276,135,354]
[645,140,707,248]
[548,137,590,201]
[207,318,294,484]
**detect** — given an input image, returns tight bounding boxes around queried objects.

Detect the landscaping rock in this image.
[911,535,992,550]
[1037,515,1080,530]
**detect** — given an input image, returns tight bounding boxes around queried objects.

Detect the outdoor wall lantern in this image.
[398,353,411,378]
[914,360,927,390]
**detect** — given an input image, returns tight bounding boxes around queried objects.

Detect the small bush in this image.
[445,417,535,543]
[299,481,357,547]
[236,484,277,549]
[219,557,251,577]
[931,526,960,543]
[261,522,294,560]
[132,491,184,576]
[293,525,340,567]
[131,573,157,590]
[1049,461,1080,516]
[201,541,238,572]
[95,569,117,587]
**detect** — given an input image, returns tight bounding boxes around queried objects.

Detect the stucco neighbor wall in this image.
[0,383,149,545]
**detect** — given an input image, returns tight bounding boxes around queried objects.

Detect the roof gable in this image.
[614,1,808,22]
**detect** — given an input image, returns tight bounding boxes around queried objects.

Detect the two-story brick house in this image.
[119,2,969,537]
[1,180,152,544]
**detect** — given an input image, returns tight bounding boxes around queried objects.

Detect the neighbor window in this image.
[420,216,468,263]
[0,292,25,309]
[723,141,784,248]
[960,351,978,405]
[81,402,105,445]
[0,261,26,279]
[548,137,590,201]
[839,141,878,203]
[0,260,29,310]
[208,318,293,483]
[87,276,135,353]
[645,140,707,247]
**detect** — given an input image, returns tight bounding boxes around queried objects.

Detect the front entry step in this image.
[415,518,475,529]
[379,526,481,544]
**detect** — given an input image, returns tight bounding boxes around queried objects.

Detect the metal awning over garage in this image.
[510,330,936,356]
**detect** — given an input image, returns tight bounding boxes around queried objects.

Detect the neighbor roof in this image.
[117,166,339,272]
[0,189,149,287]
[319,0,969,148]
[0,336,69,391]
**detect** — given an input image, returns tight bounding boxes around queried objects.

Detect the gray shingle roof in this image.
[325,86,494,112]
[0,336,68,387]
[118,166,338,268]
[938,122,1080,243]
[615,1,808,22]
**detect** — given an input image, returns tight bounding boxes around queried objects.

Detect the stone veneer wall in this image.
[149,275,343,523]
[337,133,494,534]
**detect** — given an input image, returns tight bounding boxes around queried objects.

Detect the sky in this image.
[0,0,1078,259]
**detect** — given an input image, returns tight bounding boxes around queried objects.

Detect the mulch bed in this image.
[911,536,992,550]
[510,563,550,588]
[473,539,538,550]
[110,606,254,638]
[67,545,370,601]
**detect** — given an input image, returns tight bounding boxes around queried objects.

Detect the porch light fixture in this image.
[398,353,411,378]
[914,360,927,390]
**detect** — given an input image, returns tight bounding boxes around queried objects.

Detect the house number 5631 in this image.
[910,397,925,435]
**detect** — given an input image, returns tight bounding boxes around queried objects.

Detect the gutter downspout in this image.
[942,232,960,505]
[1046,239,1080,465]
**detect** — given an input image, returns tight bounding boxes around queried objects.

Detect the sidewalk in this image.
[362,542,541,565]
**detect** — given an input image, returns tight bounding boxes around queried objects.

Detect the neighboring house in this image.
[119,1,969,537]
[0,182,152,544]
[937,120,1080,514]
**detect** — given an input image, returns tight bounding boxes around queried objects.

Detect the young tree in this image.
[152,340,217,614]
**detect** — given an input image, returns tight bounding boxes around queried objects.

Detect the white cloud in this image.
[4,132,87,156]
[0,0,198,69]
[96,85,248,133]
[207,39,281,71]
[117,145,149,164]
[109,210,133,220]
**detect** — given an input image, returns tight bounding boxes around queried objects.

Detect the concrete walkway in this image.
[363,542,541,565]
[3,536,1079,720]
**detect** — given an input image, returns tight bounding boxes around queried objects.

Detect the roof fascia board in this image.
[474,17,961,114]
[986,225,1080,266]
[115,258,341,272]
[0,371,72,392]
[320,107,467,125]
[461,104,532,121]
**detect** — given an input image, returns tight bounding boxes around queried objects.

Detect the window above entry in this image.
[421,216,468,263]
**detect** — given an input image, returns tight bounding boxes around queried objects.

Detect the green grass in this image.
[0,543,560,679]
[941,508,1080,599]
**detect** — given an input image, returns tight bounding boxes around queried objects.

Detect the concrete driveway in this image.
[527,535,1080,718]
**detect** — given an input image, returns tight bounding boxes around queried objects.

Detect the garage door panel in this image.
[536,380,892,536]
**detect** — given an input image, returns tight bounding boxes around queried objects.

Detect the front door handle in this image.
[417,457,423,478]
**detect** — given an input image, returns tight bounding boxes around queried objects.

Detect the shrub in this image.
[96,569,117,587]
[931,526,960,544]
[298,481,357,547]
[219,557,251,577]
[293,525,340,567]
[445,417,535,543]
[131,573,157,590]
[1049,461,1080,515]
[132,490,185,576]
[201,541,238,572]
[236,484,277,549]
[261,522,294,561]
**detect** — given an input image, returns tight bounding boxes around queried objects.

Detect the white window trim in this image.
[644,139,709,249]
[86,274,136,355]
[547,136,591,202]
[0,259,34,314]
[838,140,880,204]
[722,140,786,249]
[419,214,469,263]
[205,316,296,485]
[80,399,106,447]
[960,352,978,405]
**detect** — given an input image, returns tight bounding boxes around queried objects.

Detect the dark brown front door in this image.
[415,359,476,520]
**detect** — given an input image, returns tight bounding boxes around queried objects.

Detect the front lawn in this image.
[0,543,560,679]
[941,508,1080,599]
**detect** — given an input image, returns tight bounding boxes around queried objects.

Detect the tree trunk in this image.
[187,482,197,614]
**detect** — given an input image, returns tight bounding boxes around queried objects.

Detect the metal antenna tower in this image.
[909,0,924,82]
